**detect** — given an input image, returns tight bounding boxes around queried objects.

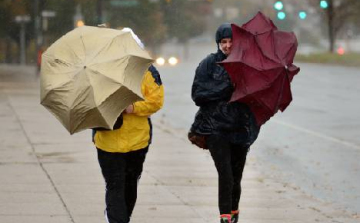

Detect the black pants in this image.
[97,147,149,223]
[207,134,248,215]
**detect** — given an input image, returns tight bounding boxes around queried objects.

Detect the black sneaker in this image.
[231,213,239,223]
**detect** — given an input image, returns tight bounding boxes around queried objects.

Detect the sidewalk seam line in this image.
[5,93,76,223]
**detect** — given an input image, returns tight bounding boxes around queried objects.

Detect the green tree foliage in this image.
[0,0,212,62]
[74,0,98,25]
[41,0,76,44]
[0,1,11,38]
[0,0,76,46]
[0,0,35,62]
[0,0,32,42]
[105,0,166,49]
[309,0,360,52]
[162,0,210,43]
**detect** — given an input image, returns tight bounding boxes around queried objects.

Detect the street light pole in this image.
[34,0,40,65]
[20,22,26,64]
[42,10,56,47]
[15,15,31,65]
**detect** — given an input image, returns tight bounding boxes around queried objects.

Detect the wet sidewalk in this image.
[0,64,357,223]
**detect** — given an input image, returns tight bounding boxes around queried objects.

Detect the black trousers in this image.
[97,147,149,223]
[207,134,248,215]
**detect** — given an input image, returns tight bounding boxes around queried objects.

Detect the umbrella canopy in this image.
[40,26,153,134]
[220,12,300,126]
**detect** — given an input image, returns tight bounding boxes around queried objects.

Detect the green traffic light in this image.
[320,0,328,9]
[274,1,284,11]
[299,11,307,20]
[277,11,286,20]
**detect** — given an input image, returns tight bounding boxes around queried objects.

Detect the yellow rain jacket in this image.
[94,65,164,153]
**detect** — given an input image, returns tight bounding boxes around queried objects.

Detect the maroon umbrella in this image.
[220,12,300,126]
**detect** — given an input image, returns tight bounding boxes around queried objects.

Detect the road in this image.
[1,63,358,223]
[155,43,360,215]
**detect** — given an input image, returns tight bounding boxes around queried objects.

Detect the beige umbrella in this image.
[40,26,153,134]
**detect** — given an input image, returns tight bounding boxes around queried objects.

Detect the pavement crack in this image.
[6,94,76,223]
[144,171,208,221]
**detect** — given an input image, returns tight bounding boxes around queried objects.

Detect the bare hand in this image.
[124,104,134,114]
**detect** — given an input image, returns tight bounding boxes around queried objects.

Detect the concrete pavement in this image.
[0,64,358,223]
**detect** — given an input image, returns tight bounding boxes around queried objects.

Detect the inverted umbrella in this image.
[40,26,153,134]
[220,12,300,126]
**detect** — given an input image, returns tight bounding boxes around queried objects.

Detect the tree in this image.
[41,0,77,44]
[0,0,213,63]
[0,0,33,62]
[310,0,360,53]
[105,0,166,51]
[162,0,211,59]
[74,0,98,26]
[162,0,210,43]
[0,1,11,38]
[0,0,79,63]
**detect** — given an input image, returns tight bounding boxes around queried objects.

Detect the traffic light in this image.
[277,11,286,20]
[320,0,328,9]
[298,11,307,20]
[274,1,284,11]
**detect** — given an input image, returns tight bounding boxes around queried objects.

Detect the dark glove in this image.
[188,131,208,150]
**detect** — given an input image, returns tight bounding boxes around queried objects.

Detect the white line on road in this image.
[273,119,360,151]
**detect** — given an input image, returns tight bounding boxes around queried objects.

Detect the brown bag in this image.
[188,132,208,150]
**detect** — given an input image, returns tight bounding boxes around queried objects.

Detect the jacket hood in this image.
[121,27,145,49]
[215,23,232,44]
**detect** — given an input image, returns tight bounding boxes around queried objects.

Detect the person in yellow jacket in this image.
[93,62,164,223]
